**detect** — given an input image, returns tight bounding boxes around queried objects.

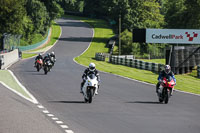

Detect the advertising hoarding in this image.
[146,29,200,44]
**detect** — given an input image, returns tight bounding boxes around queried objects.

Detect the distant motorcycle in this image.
[50,56,56,66]
[35,59,43,72]
[157,75,175,104]
[43,59,52,75]
[82,72,99,103]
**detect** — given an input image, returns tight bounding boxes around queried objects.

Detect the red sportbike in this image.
[157,76,175,104]
[35,59,43,72]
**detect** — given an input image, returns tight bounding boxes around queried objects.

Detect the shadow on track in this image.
[24,70,38,73]
[31,73,46,75]
[49,101,85,104]
[126,101,161,104]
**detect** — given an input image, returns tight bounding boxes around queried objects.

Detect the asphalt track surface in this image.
[0,84,63,133]
[10,18,200,133]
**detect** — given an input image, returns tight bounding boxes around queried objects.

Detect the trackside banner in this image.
[146,29,200,44]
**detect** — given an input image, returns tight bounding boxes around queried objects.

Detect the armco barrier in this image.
[17,29,51,51]
[95,53,105,61]
[109,55,164,73]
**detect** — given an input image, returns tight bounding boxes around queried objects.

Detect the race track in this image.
[10,18,200,133]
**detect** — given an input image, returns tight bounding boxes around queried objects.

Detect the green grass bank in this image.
[69,15,200,95]
[22,22,61,59]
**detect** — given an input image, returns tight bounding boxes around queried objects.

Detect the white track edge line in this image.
[7,70,38,104]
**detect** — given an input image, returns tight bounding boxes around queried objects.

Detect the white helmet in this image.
[51,51,54,55]
[165,65,171,74]
[89,63,95,71]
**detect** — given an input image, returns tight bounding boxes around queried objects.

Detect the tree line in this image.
[1,0,200,56]
[0,0,63,45]
[64,0,200,57]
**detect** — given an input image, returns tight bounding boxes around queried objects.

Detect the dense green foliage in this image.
[0,0,63,46]
[164,0,200,29]
[0,0,26,37]
[0,0,199,52]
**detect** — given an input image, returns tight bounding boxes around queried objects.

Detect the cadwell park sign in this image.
[132,29,200,44]
[146,29,199,44]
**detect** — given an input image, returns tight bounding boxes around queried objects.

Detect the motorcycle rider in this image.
[156,65,176,95]
[43,53,52,71]
[34,53,43,67]
[49,51,56,65]
[50,51,56,59]
[80,63,100,95]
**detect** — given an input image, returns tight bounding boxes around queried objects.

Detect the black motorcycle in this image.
[43,59,52,74]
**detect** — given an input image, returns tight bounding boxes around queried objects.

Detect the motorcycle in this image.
[43,59,52,75]
[35,59,43,72]
[50,56,56,66]
[157,75,175,104]
[82,73,99,103]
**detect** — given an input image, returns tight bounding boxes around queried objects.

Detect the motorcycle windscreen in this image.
[166,75,173,82]
[88,73,96,79]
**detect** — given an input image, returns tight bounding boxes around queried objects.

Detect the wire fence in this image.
[2,33,21,51]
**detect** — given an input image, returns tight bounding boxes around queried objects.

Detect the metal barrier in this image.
[109,55,165,73]
[95,53,106,61]
[17,29,51,51]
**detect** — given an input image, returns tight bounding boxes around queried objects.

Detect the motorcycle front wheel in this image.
[36,64,40,72]
[164,88,169,104]
[88,89,93,103]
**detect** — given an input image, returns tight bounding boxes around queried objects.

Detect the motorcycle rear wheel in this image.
[159,98,163,103]
[84,98,88,103]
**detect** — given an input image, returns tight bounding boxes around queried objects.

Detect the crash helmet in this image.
[51,51,55,55]
[38,53,41,56]
[165,65,171,74]
[89,63,96,71]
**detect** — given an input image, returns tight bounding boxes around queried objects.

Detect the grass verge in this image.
[0,70,31,99]
[140,59,165,64]
[0,22,61,101]
[22,22,61,59]
[68,15,200,95]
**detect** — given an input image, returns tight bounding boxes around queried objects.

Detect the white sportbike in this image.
[82,73,99,103]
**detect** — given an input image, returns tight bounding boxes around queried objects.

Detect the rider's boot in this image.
[95,89,98,95]
[95,86,99,95]
[170,87,174,96]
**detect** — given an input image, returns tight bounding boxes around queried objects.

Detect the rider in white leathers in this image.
[80,63,100,94]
